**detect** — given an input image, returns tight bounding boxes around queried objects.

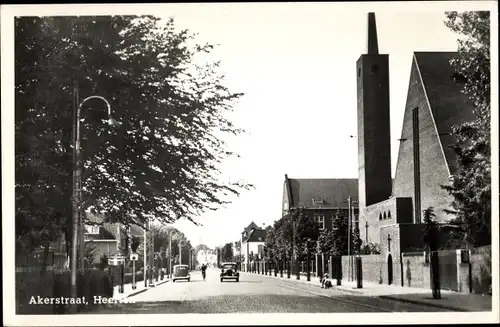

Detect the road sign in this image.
[130,253,139,261]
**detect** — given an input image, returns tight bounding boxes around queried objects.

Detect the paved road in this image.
[94,269,453,313]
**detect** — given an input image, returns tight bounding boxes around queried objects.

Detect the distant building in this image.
[240,222,266,272]
[282,175,359,232]
[84,212,143,266]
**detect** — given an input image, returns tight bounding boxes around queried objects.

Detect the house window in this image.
[85,225,100,235]
[312,199,324,205]
[257,245,264,258]
[314,215,325,230]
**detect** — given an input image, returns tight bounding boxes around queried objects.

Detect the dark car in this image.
[172,264,190,282]
[220,262,239,282]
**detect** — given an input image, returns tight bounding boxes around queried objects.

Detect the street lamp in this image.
[168,230,177,278]
[70,92,120,312]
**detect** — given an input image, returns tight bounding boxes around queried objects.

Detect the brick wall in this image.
[381,225,403,286]
[393,56,454,223]
[359,197,412,246]
[470,245,491,294]
[357,54,392,209]
[401,252,430,288]
[341,254,384,284]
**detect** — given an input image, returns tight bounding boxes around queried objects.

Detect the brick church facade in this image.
[356,13,475,286]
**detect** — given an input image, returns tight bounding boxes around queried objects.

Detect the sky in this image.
[151,4,463,248]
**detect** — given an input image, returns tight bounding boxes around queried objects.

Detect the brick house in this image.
[356,13,476,287]
[84,212,144,266]
[282,175,359,233]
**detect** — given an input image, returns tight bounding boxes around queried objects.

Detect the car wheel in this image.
[188,278,190,282]
[220,278,223,282]
[173,279,176,282]
[236,278,239,282]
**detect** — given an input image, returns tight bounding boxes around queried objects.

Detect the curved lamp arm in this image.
[78,95,121,126]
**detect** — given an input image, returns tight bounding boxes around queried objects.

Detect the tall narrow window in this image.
[413,106,422,224]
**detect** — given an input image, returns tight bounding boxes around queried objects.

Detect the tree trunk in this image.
[40,242,50,276]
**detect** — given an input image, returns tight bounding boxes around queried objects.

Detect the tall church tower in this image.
[357,13,392,209]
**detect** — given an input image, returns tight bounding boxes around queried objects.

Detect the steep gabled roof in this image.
[286,178,358,208]
[247,229,266,243]
[414,52,476,174]
[242,221,259,235]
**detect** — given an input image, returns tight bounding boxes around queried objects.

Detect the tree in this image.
[15,16,253,258]
[331,209,349,255]
[83,243,97,267]
[423,207,439,251]
[221,242,234,262]
[285,207,320,260]
[316,229,336,254]
[360,242,381,255]
[352,227,362,254]
[422,206,442,299]
[442,11,491,247]
[264,225,277,262]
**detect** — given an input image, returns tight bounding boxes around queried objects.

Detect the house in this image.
[282,175,359,232]
[240,222,266,272]
[84,212,144,266]
[355,13,476,287]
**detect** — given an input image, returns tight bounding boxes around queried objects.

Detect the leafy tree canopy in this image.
[442,11,491,247]
[15,16,253,254]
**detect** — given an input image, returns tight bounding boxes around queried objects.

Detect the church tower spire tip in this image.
[367,12,379,54]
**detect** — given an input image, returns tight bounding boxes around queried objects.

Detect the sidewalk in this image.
[112,277,170,301]
[242,271,492,312]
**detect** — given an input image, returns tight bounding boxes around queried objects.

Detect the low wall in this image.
[470,245,491,294]
[401,252,430,288]
[341,254,384,284]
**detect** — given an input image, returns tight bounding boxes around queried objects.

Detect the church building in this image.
[356,13,475,286]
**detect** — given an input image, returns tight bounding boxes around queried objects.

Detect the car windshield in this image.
[222,264,236,270]
[175,266,187,272]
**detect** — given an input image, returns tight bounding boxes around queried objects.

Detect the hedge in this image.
[16,269,113,314]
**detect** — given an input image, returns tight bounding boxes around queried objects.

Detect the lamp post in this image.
[70,88,119,313]
[179,240,183,265]
[168,230,177,279]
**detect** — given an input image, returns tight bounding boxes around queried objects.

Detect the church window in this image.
[388,210,391,218]
[379,213,382,221]
[370,64,379,74]
[383,212,387,219]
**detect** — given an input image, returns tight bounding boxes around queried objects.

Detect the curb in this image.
[379,295,469,312]
[114,278,171,300]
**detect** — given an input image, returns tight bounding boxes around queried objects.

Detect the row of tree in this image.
[260,207,376,265]
[15,15,251,262]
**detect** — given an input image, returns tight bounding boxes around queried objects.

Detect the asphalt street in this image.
[94,269,453,313]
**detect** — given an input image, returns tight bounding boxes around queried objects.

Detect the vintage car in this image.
[220,262,239,282]
[172,264,190,282]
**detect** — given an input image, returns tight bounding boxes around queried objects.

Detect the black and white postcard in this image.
[2,1,498,326]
